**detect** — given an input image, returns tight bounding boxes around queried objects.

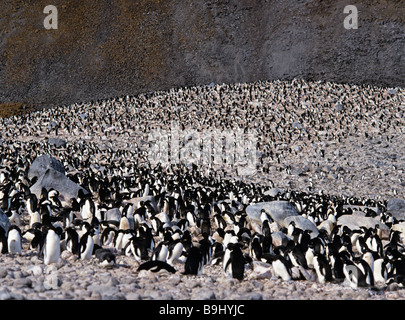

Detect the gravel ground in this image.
[0,247,404,300]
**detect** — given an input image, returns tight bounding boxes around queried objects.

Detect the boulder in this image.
[387,198,405,220]
[30,168,88,206]
[264,188,285,198]
[249,261,273,279]
[283,216,319,238]
[48,138,67,148]
[105,208,121,226]
[28,155,65,181]
[246,201,299,226]
[127,195,158,213]
[271,231,290,248]
[337,213,389,239]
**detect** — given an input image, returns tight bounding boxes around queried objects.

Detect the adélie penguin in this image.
[138,260,176,274]
[7,225,22,255]
[94,247,116,268]
[224,242,245,280]
[184,246,203,275]
[43,226,62,265]
[313,253,332,284]
[79,229,95,260]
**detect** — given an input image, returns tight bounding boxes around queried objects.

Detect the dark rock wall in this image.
[1,0,404,108]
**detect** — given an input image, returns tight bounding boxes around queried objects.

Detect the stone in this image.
[337,213,389,239]
[191,288,216,300]
[249,261,273,279]
[30,168,89,206]
[43,274,61,290]
[264,188,285,198]
[387,198,405,220]
[26,265,43,277]
[48,137,67,148]
[28,154,65,181]
[283,216,319,238]
[105,208,121,226]
[127,195,158,212]
[271,231,290,248]
[246,201,299,226]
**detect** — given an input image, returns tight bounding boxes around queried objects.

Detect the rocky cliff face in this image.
[0,0,404,110]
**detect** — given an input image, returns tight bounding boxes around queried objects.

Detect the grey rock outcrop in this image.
[28,155,65,181]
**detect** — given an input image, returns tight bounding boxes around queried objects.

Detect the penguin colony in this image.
[0,79,404,297]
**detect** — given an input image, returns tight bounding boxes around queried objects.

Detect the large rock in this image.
[283,216,319,238]
[127,195,158,213]
[271,231,290,248]
[246,201,299,225]
[105,208,121,225]
[337,213,389,239]
[387,198,405,220]
[47,138,67,148]
[28,155,65,181]
[30,168,88,205]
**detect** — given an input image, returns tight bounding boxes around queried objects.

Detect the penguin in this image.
[354,257,374,286]
[199,232,212,265]
[211,242,225,265]
[81,198,95,223]
[100,226,117,247]
[43,226,61,265]
[329,252,346,281]
[48,189,62,209]
[79,229,95,260]
[266,253,292,281]
[151,239,170,262]
[184,246,203,275]
[138,260,176,274]
[223,236,239,272]
[127,236,149,262]
[250,234,263,260]
[262,219,271,237]
[224,242,245,280]
[64,227,79,255]
[167,238,184,265]
[373,257,388,283]
[95,248,116,268]
[214,213,227,230]
[313,253,332,284]
[262,234,274,255]
[22,222,45,255]
[26,193,41,227]
[7,225,22,255]
[119,203,134,230]
[286,240,309,269]
[0,227,8,254]
[343,258,367,289]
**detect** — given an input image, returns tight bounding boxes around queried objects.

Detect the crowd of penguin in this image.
[0,79,403,293]
[0,146,405,290]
